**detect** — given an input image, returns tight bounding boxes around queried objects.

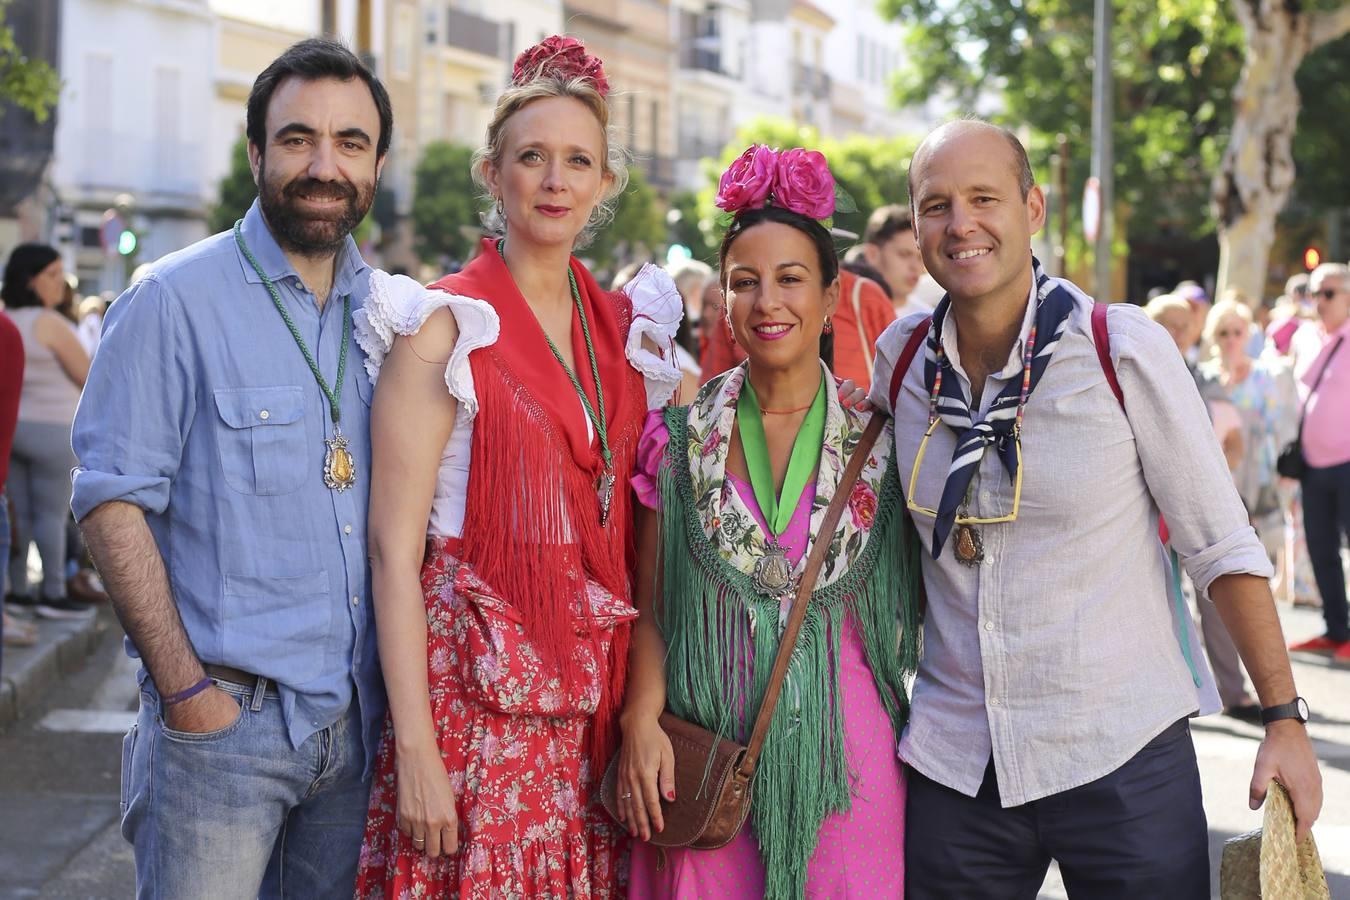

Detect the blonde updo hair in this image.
[1143,292,1192,324]
[471,77,629,249]
[1202,298,1254,358]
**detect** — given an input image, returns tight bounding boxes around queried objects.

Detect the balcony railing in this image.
[677,135,726,160]
[639,155,677,191]
[444,7,502,58]
[680,46,727,75]
[79,132,204,199]
[792,62,831,99]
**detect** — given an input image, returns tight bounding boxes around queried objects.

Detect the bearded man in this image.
[72,39,390,898]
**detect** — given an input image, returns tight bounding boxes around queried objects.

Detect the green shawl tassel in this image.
[657,407,922,900]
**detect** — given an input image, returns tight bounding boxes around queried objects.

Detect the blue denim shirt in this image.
[72,201,384,768]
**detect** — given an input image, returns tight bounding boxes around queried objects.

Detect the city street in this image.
[1,604,1346,899]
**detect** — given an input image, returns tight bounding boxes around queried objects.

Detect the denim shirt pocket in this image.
[213,386,308,495]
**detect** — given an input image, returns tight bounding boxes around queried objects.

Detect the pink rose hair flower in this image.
[773,148,836,220]
[511,35,610,97]
[714,144,840,222]
[715,144,777,214]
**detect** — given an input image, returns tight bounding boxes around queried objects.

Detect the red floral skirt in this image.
[354,537,635,899]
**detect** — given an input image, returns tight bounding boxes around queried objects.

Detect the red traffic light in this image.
[1304,247,1322,271]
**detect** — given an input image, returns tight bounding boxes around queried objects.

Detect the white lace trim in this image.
[354,270,500,419]
[621,263,684,410]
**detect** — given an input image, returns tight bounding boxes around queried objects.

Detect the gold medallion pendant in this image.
[954,524,984,566]
[324,426,357,492]
[753,544,795,595]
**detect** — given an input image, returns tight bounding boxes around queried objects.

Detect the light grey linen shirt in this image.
[868,277,1272,807]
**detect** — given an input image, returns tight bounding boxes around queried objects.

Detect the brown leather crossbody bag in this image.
[599,412,886,849]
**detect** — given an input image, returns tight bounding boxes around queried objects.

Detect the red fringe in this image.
[459,296,645,774]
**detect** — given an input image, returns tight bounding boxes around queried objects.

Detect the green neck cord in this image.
[233,220,350,425]
[736,373,827,537]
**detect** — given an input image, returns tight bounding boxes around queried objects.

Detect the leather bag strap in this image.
[1295,335,1344,440]
[737,411,887,778]
[888,317,932,413]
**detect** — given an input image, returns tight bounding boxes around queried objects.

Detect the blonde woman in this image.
[353,37,682,897]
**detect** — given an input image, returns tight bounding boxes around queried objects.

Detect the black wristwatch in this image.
[1260,696,1310,726]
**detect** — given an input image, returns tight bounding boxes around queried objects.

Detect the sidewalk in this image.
[0,610,105,730]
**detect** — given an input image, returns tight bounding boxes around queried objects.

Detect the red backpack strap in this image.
[888,316,933,412]
[1091,302,1124,411]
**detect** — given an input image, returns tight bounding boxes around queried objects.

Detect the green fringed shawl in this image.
[657,405,922,900]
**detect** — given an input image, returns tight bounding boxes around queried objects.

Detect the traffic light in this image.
[117,229,137,256]
[1304,246,1322,271]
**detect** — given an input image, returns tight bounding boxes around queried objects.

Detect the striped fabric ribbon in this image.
[924,256,1076,558]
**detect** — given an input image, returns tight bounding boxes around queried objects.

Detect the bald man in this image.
[868,120,1321,898]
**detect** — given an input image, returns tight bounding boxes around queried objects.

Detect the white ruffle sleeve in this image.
[354,270,500,419]
[621,264,684,410]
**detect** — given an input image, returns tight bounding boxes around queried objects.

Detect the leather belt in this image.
[204,664,272,693]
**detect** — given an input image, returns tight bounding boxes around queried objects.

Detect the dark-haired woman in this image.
[2,244,93,619]
[616,147,922,899]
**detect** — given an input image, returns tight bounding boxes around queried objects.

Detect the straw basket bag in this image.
[1220,780,1329,899]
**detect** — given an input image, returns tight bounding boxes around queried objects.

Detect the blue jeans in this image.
[121,674,371,899]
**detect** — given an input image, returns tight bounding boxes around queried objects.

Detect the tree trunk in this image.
[1214,1,1350,300]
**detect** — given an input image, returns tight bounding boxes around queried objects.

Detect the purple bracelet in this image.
[162,676,213,706]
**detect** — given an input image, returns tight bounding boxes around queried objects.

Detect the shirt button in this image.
[990,697,1002,706]
[259,410,270,420]
[344,524,353,535]
[983,621,995,632]
[351,595,360,606]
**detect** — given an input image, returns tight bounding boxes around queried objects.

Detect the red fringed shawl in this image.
[428,239,646,767]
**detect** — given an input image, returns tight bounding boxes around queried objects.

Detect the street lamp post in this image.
[1090,0,1114,301]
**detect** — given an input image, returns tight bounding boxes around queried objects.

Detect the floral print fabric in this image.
[681,362,890,592]
[354,538,633,899]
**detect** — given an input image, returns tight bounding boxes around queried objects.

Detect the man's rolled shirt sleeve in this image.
[72,276,196,520]
[1109,304,1273,598]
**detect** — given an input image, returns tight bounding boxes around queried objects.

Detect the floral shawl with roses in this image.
[655,362,922,900]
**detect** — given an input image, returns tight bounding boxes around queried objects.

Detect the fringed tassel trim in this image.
[657,409,921,900]
[460,348,644,772]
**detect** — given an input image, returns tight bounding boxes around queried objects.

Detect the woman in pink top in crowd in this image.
[614,146,922,899]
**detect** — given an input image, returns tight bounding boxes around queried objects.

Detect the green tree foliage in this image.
[0,0,59,122]
[1291,32,1350,214]
[209,135,258,235]
[412,142,480,265]
[667,189,716,262]
[586,167,667,269]
[690,118,920,262]
[883,0,1246,246]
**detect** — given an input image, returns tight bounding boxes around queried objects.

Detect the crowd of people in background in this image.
[1,244,111,662]
[2,191,1348,689]
[0,32,1341,900]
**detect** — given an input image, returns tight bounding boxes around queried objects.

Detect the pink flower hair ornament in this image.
[511,35,610,98]
[714,144,856,227]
